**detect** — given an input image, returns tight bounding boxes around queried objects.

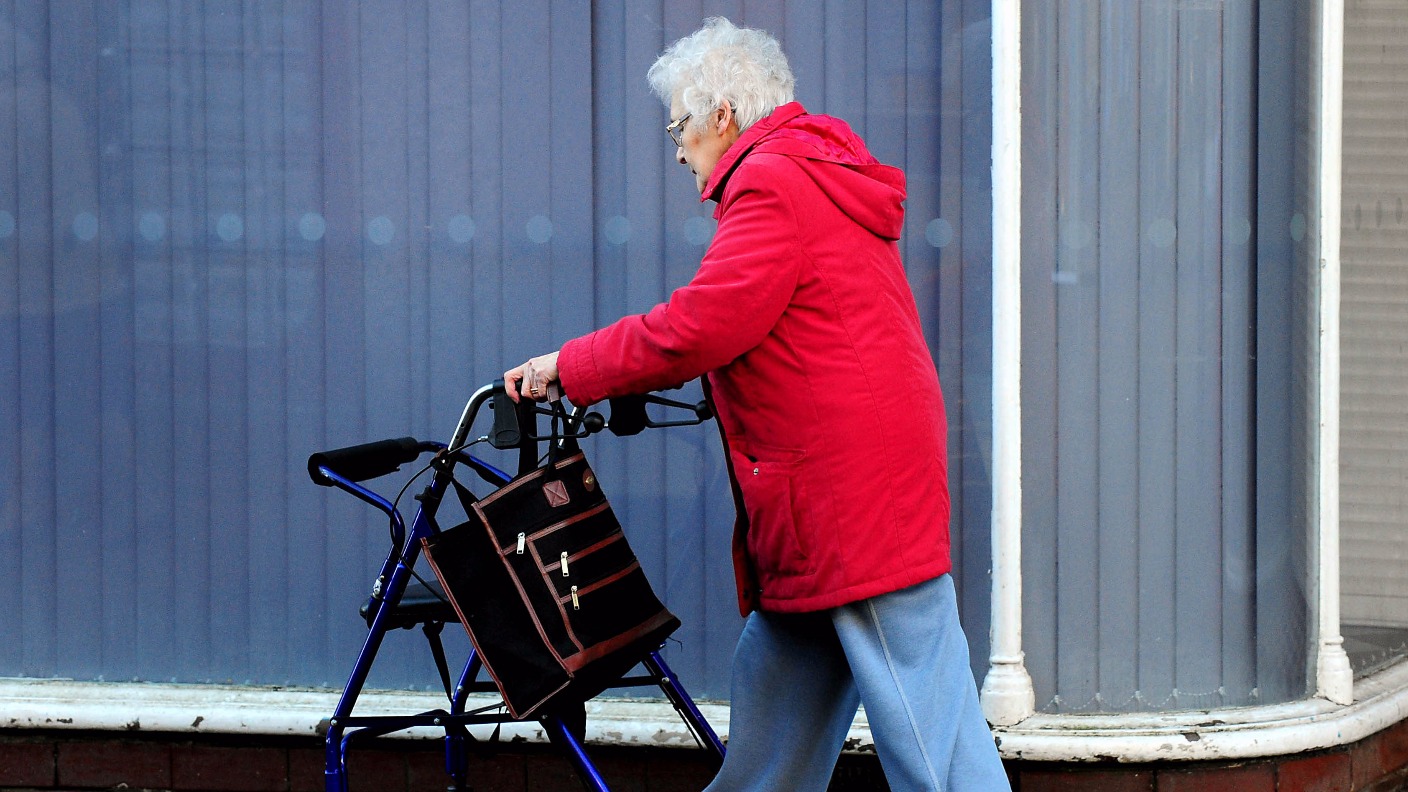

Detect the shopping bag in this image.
[421,404,679,719]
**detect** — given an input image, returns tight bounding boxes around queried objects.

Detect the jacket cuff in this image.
[558,333,606,406]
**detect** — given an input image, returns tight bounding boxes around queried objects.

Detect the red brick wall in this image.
[0,733,724,792]
[1,717,1405,792]
[1010,716,1408,792]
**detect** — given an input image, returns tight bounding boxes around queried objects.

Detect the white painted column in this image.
[980,0,1036,728]
[1315,0,1354,707]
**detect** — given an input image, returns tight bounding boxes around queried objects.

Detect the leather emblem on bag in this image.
[583,470,597,492]
[544,480,571,508]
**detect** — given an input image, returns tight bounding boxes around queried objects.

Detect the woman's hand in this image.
[504,351,561,403]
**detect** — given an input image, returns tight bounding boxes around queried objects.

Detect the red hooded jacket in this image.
[558,102,951,615]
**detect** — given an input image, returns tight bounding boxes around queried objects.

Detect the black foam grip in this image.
[608,395,648,436]
[307,437,421,485]
[490,381,521,450]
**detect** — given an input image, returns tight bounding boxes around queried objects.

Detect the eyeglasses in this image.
[666,113,692,148]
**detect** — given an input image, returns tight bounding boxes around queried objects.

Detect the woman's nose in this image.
[676,146,686,165]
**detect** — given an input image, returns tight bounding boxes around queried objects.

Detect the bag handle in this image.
[511,393,582,478]
[544,399,581,469]
[512,396,539,476]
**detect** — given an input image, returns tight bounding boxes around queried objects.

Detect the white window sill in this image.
[0,677,745,750]
[1,658,1404,762]
[991,657,1408,762]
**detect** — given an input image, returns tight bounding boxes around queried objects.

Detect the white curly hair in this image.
[646,17,796,134]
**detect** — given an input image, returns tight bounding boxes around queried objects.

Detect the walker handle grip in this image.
[307,437,422,485]
[489,380,522,449]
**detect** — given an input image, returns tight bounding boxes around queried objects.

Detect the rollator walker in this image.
[307,381,726,791]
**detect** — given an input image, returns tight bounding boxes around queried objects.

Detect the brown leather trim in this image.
[479,500,611,557]
[474,451,587,509]
[543,532,625,574]
[557,561,641,604]
[561,608,677,673]
[418,537,572,720]
[524,501,610,544]
[502,533,569,668]
[552,561,643,658]
[531,539,585,656]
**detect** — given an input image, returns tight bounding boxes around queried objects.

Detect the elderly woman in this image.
[505,17,1009,792]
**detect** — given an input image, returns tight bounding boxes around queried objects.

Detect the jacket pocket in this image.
[730,442,814,581]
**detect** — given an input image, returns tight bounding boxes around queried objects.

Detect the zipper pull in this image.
[570,585,580,610]
[516,533,526,554]
[560,551,570,576]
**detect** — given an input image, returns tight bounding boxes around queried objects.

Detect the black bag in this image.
[421,404,679,719]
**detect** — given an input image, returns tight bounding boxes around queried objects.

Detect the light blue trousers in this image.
[704,575,1011,792]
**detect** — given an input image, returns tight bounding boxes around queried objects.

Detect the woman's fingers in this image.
[502,366,524,403]
[503,353,559,403]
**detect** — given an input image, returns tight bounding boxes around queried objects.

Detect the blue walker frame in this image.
[308,382,726,791]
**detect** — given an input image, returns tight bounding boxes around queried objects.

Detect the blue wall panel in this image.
[0,0,990,701]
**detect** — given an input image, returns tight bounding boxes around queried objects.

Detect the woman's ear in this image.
[716,104,734,134]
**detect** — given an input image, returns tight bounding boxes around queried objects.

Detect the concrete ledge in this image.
[1,656,1405,765]
[0,679,743,750]
[993,658,1408,762]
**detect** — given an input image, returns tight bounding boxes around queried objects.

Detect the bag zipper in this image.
[558,561,641,611]
[497,501,612,557]
[544,532,624,578]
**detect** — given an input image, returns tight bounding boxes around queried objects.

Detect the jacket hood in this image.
[702,102,907,240]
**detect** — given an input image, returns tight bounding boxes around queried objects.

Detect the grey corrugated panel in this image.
[424,1,478,453]
[1018,0,1061,713]
[596,6,704,694]
[356,0,428,679]
[316,0,377,688]
[950,0,998,675]
[1017,0,1305,714]
[1094,0,1145,714]
[281,0,334,686]
[47,0,104,680]
[465,0,506,395]
[1220,0,1261,706]
[1173,0,1234,706]
[1052,0,1102,713]
[241,0,295,686]
[93,0,138,678]
[127,0,182,679]
[1136,0,1182,713]
[12,0,58,679]
[171,1,220,684]
[1255,0,1315,708]
[206,0,256,682]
